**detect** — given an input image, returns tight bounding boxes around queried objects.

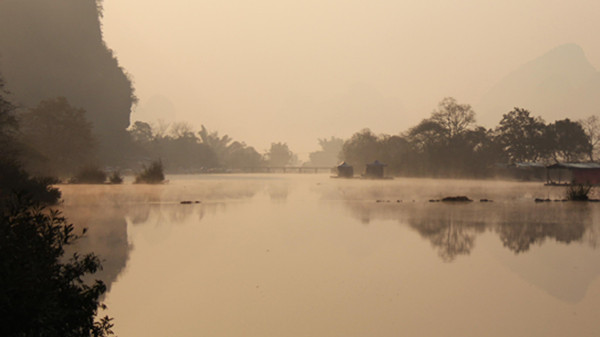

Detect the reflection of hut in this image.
[336,162,354,178]
[546,163,600,185]
[364,160,387,178]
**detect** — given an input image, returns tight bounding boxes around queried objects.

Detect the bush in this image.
[0,160,61,207]
[135,160,165,184]
[0,194,114,336]
[70,166,107,184]
[108,171,123,184]
[566,183,592,201]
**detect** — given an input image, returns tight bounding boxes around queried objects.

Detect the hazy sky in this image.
[102,0,600,157]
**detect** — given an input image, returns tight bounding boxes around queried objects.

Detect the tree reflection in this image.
[412,219,481,262]
[343,200,598,262]
[495,206,588,253]
[408,208,486,262]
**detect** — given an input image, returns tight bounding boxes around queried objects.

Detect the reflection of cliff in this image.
[58,180,264,291]
[0,0,135,162]
[63,205,129,295]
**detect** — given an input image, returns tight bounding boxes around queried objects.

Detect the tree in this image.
[579,116,600,161]
[496,108,548,163]
[0,75,60,206]
[377,135,411,175]
[222,141,264,168]
[198,125,232,157]
[266,142,295,167]
[430,97,476,140]
[545,119,591,162]
[0,76,17,157]
[128,121,154,144]
[169,121,195,140]
[307,137,344,167]
[19,97,97,176]
[340,129,380,169]
[0,195,114,336]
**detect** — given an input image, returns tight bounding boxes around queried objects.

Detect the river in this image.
[59,174,600,337]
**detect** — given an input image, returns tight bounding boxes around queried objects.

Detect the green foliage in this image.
[135,160,165,184]
[0,195,114,337]
[566,183,592,201]
[71,166,107,184]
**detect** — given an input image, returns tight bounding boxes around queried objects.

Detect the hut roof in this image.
[513,162,546,168]
[367,160,387,167]
[337,161,352,168]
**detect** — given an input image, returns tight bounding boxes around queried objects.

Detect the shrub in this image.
[108,171,123,184]
[0,160,61,207]
[70,166,107,184]
[135,160,165,184]
[566,183,592,201]
[0,194,114,336]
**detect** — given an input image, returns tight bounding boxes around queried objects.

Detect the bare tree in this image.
[430,97,476,140]
[579,115,600,161]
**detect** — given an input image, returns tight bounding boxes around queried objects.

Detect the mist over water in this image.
[59,174,600,337]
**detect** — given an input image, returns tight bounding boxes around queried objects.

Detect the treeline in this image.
[0,79,61,206]
[340,97,599,178]
[128,121,301,172]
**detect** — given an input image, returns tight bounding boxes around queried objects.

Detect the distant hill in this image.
[0,0,135,164]
[477,44,600,126]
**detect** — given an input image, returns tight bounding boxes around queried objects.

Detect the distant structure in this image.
[546,163,600,185]
[336,162,354,178]
[508,162,546,181]
[364,160,387,179]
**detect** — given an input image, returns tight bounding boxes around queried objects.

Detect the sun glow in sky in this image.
[101,0,600,156]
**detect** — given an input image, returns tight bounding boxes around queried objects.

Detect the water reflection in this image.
[344,201,598,261]
[59,176,263,292]
[57,176,600,336]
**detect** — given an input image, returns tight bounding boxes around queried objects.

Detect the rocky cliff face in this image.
[0,0,135,163]
[477,44,600,125]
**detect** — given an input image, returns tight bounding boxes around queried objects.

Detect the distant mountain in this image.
[477,44,600,126]
[0,0,135,164]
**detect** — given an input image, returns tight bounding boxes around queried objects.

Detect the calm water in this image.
[59,174,600,337]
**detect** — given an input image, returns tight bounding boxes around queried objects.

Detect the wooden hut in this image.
[546,163,600,185]
[336,162,354,178]
[364,160,387,178]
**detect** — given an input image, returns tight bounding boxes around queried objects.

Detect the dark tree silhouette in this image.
[546,118,591,162]
[0,195,114,337]
[341,129,380,169]
[266,142,295,167]
[430,97,476,140]
[19,97,97,176]
[496,108,548,163]
[307,137,344,167]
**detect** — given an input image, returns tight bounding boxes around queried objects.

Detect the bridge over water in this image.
[240,166,333,174]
